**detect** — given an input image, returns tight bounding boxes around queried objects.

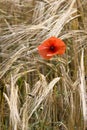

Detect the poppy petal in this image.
[38,36,66,59]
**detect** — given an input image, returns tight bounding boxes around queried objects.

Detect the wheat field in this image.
[0,0,87,130]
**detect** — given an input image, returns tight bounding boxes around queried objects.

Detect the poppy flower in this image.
[38,36,66,59]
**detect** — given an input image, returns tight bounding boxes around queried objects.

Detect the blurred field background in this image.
[0,0,87,130]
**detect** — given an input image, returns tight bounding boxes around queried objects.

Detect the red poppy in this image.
[38,36,66,59]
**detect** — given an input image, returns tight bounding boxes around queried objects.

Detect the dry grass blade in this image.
[0,48,37,78]
[3,75,20,130]
[28,77,60,120]
[20,74,60,128]
[79,49,87,128]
